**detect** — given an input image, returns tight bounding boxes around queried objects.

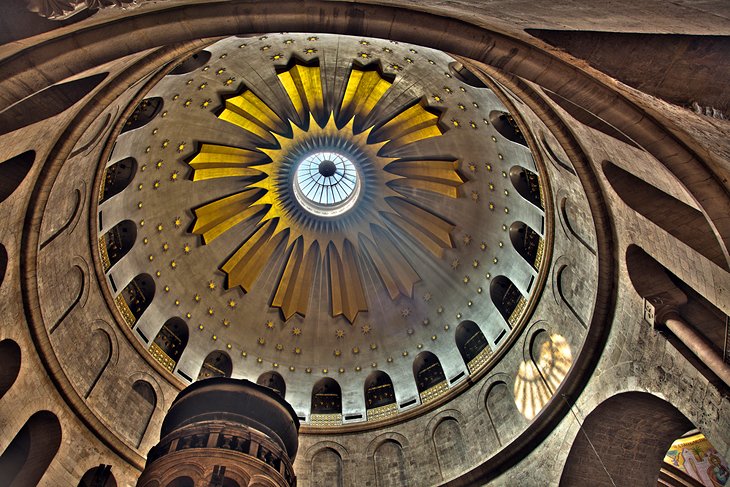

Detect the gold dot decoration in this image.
[292,327,302,336]
[335,329,345,339]
[361,324,372,334]
[257,337,265,345]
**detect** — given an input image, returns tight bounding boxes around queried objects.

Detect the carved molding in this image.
[26,0,141,20]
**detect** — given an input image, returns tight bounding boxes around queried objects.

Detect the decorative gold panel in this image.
[508,296,528,328]
[149,342,176,372]
[533,237,545,270]
[419,380,449,404]
[467,346,493,374]
[98,235,111,272]
[366,402,398,422]
[309,413,343,427]
[114,294,136,327]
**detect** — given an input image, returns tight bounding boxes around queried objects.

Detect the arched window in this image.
[0,411,62,486]
[509,221,544,269]
[100,220,137,272]
[509,166,543,210]
[448,61,486,88]
[605,160,728,270]
[117,274,155,327]
[364,371,397,420]
[455,321,491,372]
[0,74,108,137]
[0,150,35,204]
[78,464,116,487]
[164,477,194,487]
[150,318,189,373]
[197,351,232,380]
[413,351,447,403]
[0,339,21,399]
[311,378,342,421]
[170,50,212,75]
[490,275,526,327]
[120,97,163,134]
[490,110,528,147]
[100,157,137,203]
[256,371,286,398]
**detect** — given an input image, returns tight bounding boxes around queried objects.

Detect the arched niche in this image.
[455,320,491,373]
[82,328,113,398]
[0,73,108,136]
[432,417,465,479]
[122,380,156,448]
[311,377,342,415]
[0,150,35,205]
[0,244,7,287]
[164,477,194,487]
[490,275,526,326]
[364,370,397,415]
[118,273,155,327]
[0,339,21,399]
[558,195,596,254]
[604,160,728,270]
[170,50,212,75]
[150,317,189,373]
[560,392,696,486]
[197,351,233,380]
[120,97,163,134]
[509,165,543,210]
[540,133,575,175]
[447,61,487,88]
[0,411,62,487]
[373,440,408,487]
[489,110,528,147]
[311,448,344,487]
[509,221,543,270]
[100,157,137,203]
[484,381,526,446]
[100,219,137,272]
[555,264,589,329]
[78,464,116,487]
[413,351,447,402]
[256,371,286,399]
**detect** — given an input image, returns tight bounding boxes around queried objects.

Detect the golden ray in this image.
[188,59,464,323]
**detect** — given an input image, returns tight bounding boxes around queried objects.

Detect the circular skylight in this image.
[293,151,361,217]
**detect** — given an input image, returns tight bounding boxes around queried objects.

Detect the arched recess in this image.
[49,263,86,334]
[120,380,156,448]
[490,275,526,327]
[455,320,492,373]
[432,417,466,479]
[0,150,35,205]
[489,110,528,147]
[0,73,108,136]
[413,351,447,403]
[514,330,573,420]
[484,381,527,446]
[170,50,212,75]
[196,351,232,380]
[558,194,596,254]
[0,410,62,487]
[82,328,113,399]
[364,370,397,420]
[626,245,728,375]
[164,477,194,487]
[0,339,21,399]
[559,392,695,486]
[120,97,163,134]
[100,157,137,203]
[509,221,544,270]
[311,448,344,487]
[539,132,576,175]
[78,464,116,487]
[117,273,155,327]
[604,160,728,270]
[100,219,137,272]
[311,378,342,416]
[373,440,409,487]
[150,317,189,373]
[555,263,589,328]
[509,165,543,210]
[256,371,286,399]
[0,244,7,287]
[448,61,487,88]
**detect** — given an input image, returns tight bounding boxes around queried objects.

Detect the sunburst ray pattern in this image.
[188,60,466,323]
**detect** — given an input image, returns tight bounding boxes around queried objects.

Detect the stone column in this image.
[136,378,299,487]
[646,299,730,388]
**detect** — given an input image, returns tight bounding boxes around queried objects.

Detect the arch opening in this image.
[150,317,189,373]
[509,165,543,210]
[257,371,286,399]
[117,273,155,327]
[100,219,137,272]
[100,157,137,203]
[413,351,447,404]
[455,320,492,373]
[197,350,233,380]
[490,275,526,327]
[0,411,62,487]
